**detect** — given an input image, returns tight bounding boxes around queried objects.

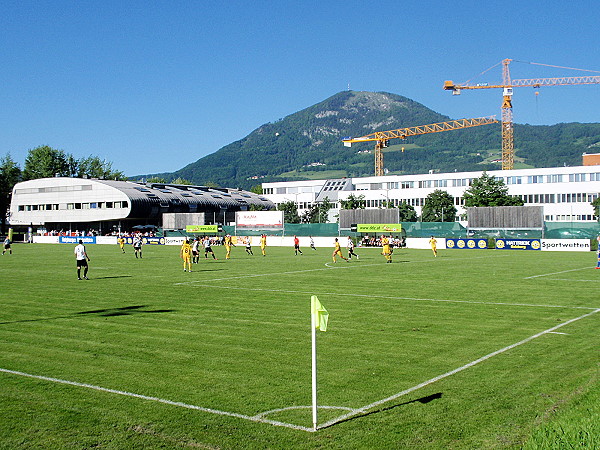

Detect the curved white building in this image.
[9,178,274,232]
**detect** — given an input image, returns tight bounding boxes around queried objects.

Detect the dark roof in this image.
[96,180,274,218]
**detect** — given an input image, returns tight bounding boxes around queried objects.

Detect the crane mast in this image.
[342,116,498,176]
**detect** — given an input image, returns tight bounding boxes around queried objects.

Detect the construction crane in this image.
[342,116,498,176]
[444,59,600,170]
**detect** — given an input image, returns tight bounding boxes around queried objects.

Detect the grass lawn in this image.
[0,243,598,448]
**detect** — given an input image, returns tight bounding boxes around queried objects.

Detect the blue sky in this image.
[2,1,599,176]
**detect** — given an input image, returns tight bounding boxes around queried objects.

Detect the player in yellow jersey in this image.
[260,234,267,256]
[429,235,438,257]
[332,238,348,263]
[224,234,234,259]
[381,235,392,263]
[117,236,125,253]
[180,238,192,272]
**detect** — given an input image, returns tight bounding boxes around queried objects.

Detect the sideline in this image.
[0,367,312,432]
[176,283,598,310]
[523,266,592,279]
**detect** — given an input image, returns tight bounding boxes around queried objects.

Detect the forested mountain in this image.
[140,91,600,189]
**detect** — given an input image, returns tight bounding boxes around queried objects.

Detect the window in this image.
[527,175,543,184]
[569,173,587,182]
[546,174,563,183]
[506,176,522,185]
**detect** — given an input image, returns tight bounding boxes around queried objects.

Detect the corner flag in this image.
[311,295,328,332]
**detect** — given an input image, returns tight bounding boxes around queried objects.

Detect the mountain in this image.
[140,91,600,189]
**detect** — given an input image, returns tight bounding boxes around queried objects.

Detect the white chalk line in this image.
[175,283,598,311]
[319,308,600,429]
[541,278,600,283]
[0,367,313,432]
[173,254,511,286]
[3,309,598,432]
[523,266,593,279]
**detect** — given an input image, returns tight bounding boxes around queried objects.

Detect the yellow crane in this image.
[342,116,498,176]
[444,59,600,170]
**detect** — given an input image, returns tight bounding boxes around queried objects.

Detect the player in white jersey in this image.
[74,240,90,280]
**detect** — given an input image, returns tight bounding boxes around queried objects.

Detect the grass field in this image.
[1,242,599,448]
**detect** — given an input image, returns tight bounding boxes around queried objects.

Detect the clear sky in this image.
[2,1,600,176]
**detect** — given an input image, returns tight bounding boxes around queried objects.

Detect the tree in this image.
[171,177,192,185]
[23,146,71,180]
[301,197,333,223]
[0,154,22,234]
[592,196,600,221]
[77,156,125,180]
[278,200,300,223]
[421,189,457,222]
[463,171,524,207]
[397,201,418,222]
[23,146,126,181]
[340,193,366,209]
[147,176,167,183]
[250,184,263,194]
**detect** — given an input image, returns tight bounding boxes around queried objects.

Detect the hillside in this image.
[141,91,600,189]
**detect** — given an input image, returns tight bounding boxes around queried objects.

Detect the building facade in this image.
[262,165,600,224]
[9,178,274,233]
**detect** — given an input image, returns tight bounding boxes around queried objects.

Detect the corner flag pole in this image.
[310,295,329,431]
[311,303,318,431]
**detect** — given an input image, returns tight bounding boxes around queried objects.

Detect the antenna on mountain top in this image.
[347,83,350,91]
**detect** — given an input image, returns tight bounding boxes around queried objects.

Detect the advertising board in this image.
[541,239,591,252]
[446,238,488,249]
[59,236,96,244]
[495,238,541,250]
[186,225,219,233]
[356,224,402,233]
[236,211,283,229]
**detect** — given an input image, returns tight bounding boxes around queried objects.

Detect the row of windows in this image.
[548,214,597,221]
[18,201,129,212]
[519,193,599,204]
[271,172,600,195]
[15,184,93,195]
[279,192,598,210]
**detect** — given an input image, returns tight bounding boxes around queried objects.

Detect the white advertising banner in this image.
[236,211,284,228]
[541,239,591,252]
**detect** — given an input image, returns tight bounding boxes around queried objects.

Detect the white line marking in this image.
[524,267,592,279]
[547,331,569,335]
[178,283,598,310]
[544,278,600,283]
[174,254,511,285]
[253,405,357,419]
[319,308,600,429]
[0,368,313,432]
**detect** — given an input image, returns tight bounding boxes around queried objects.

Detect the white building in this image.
[9,177,274,232]
[262,165,600,224]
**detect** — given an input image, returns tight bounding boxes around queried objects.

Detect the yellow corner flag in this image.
[311,295,329,332]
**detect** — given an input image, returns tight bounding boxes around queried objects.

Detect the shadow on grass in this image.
[76,305,175,317]
[0,305,175,324]
[322,392,443,429]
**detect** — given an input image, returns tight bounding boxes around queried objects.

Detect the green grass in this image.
[1,243,599,448]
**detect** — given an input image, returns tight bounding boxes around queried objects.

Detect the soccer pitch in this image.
[1,243,598,448]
